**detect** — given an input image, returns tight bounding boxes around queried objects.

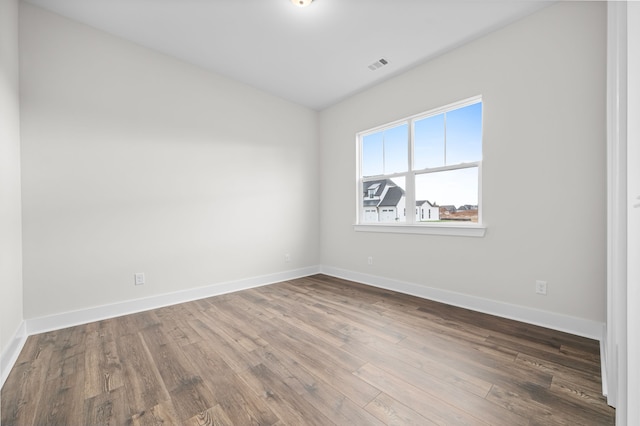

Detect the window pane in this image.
[415,167,478,223]
[414,113,445,170]
[362,124,408,176]
[446,102,482,165]
[362,132,383,177]
[362,177,406,223]
[383,124,408,174]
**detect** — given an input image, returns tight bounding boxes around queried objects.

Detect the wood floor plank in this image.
[485,383,559,425]
[375,300,492,345]
[488,380,615,426]
[365,392,438,426]
[83,387,129,426]
[84,319,114,343]
[399,333,554,389]
[485,334,600,376]
[252,345,384,426]
[112,310,162,338]
[164,316,204,348]
[354,362,488,425]
[115,332,170,417]
[186,404,234,426]
[0,333,56,425]
[181,341,279,425]
[266,314,369,373]
[342,337,493,398]
[365,348,529,426]
[84,338,123,399]
[139,324,219,421]
[188,316,267,373]
[515,351,605,394]
[130,399,181,426]
[549,376,615,417]
[284,289,407,344]
[257,325,381,408]
[237,363,334,426]
[33,351,85,425]
[248,293,349,348]
[256,293,360,347]
[199,297,270,352]
[1,274,615,425]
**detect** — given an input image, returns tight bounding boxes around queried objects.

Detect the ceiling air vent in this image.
[368,58,389,71]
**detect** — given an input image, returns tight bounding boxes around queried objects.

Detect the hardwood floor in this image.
[1,274,615,425]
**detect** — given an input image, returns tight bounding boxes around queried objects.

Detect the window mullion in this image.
[406,119,416,225]
[414,161,481,175]
[477,162,483,225]
[382,133,386,174]
[406,172,416,225]
[443,111,447,166]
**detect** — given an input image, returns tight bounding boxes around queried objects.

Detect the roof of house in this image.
[416,200,436,207]
[363,179,396,198]
[379,186,405,207]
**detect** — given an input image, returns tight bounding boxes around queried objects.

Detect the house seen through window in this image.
[358,97,482,225]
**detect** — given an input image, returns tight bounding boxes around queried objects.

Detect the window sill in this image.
[353,223,486,237]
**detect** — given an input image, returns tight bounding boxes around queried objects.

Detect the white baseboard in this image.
[4,264,605,391]
[600,324,609,397]
[26,266,321,336]
[1,320,27,389]
[320,265,605,341]
[23,264,605,340]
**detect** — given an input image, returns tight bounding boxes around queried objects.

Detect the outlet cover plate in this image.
[535,280,547,295]
[134,273,145,286]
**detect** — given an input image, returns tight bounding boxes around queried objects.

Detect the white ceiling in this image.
[24,0,553,110]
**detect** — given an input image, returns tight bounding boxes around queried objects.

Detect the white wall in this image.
[607,3,640,420]
[19,3,319,319]
[0,0,24,366]
[606,0,628,411]
[625,2,640,423]
[320,2,607,324]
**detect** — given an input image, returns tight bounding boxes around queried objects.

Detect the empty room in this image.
[1,0,638,425]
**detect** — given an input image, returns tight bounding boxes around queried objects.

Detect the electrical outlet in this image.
[284,253,291,262]
[535,280,547,295]
[134,273,145,286]
[367,256,373,265]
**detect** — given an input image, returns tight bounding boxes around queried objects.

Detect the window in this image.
[356,96,484,236]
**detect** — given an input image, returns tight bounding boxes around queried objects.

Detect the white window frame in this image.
[354,96,486,237]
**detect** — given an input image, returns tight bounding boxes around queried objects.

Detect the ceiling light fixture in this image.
[291,0,314,7]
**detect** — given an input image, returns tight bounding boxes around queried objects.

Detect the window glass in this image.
[446,102,482,165]
[383,124,409,174]
[415,167,478,223]
[362,132,383,177]
[362,124,408,177]
[362,177,406,223]
[414,113,445,170]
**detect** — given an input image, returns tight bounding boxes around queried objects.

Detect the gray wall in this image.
[19,3,320,319]
[319,2,607,323]
[0,0,24,358]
